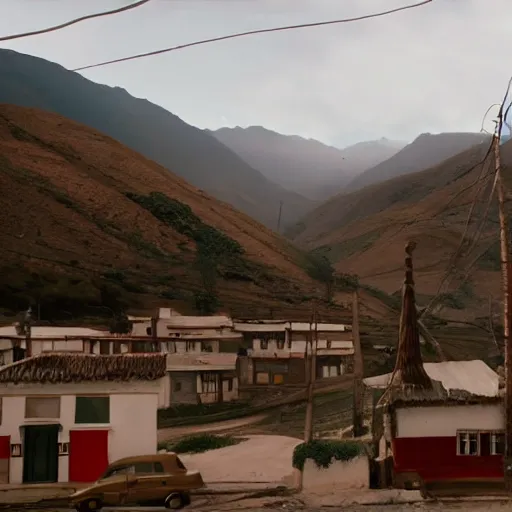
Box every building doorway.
[22,425,59,483]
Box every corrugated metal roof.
[0,326,109,338]
[363,360,499,397]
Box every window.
[201,342,213,352]
[154,462,164,473]
[103,465,132,478]
[259,339,268,350]
[99,341,110,355]
[134,462,154,474]
[186,341,196,352]
[224,378,233,392]
[113,343,121,354]
[491,433,505,455]
[326,340,332,349]
[75,396,110,424]
[146,327,152,336]
[276,339,285,350]
[25,397,60,419]
[176,457,186,470]
[457,430,505,456]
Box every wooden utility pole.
[352,289,365,437]
[495,129,512,489]
[276,200,284,234]
[304,305,318,443]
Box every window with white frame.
[457,430,505,456]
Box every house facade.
[364,360,504,490]
[166,353,238,405]
[234,320,354,386]
[0,326,112,365]
[0,353,166,484]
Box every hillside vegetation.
[291,138,512,322]
[0,104,354,322]
[0,49,312,229]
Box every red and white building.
[0,353,166,484]
[364,360,504,490]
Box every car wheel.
[165,492,185,509]
[76,498,103,512]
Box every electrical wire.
[0,0,151,42]
[72,0,433,72]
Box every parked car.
[69,453,205,511]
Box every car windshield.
[101,465,133,479]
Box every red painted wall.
[0,436,10,459]
[69,430,109,482]
[393,437,503,481]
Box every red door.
[69,430,109,482]
[0,436,10,483]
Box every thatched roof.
[0,354,167,384]
[389,241,432,390]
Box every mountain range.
[0,49,312,230]
[0,48,504,328]
[209,126,405,200]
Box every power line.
[0,0,151,42]
[72,0,433,72]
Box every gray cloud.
[1,0,511,147]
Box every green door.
[23,425,59,483]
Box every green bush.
[166,434,242,454]
[292,440,364,471]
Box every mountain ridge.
[210,125,405,200]
[0,49,313,230]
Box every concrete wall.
[169,372,197,404]
[0,381,160,484]
[301,455,369,492]
[396,404,504,438]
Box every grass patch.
[292,440,364,471]
[163,434,243,454]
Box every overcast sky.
[1,0,511,147]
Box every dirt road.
[157,413,267,442]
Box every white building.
[0,353,167,484]
[364,360,504,489]
[0,326,111,365]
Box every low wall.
[301,455,369,492]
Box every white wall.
[300,455,369,492]
[396,403,504,438]
[0,381,160,483]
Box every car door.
[126,462,168,504]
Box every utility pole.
[276,200,283,234]
[25,307,32,358]
[495,126,512,489]
[304,304,318,443]
[352,289,365,437]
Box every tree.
[306,253,335,302]
[109,312,131,335]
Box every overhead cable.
[72,0,433,71]
[0,0,151,42]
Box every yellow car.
[69,453,205,511]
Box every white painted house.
[0,326,111,365]
[364,360,504,489]
[0,353,167,484]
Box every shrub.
[292,440,364,471]
[166,434,242,454]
